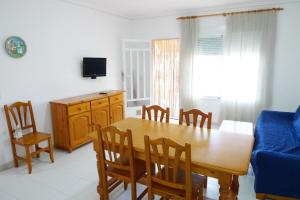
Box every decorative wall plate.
[5,36,27,58]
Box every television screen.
[83,57,106,78]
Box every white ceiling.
[61,0,287,19]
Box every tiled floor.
[0,144,257,200]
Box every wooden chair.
[4,101,54,174]
[96,125,148,200]
[179,108,212,188]
[144,136,205,200]
[142,105,170,123]
[179,109,212,129]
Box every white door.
[122,40,151,113]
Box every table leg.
[231,175,239,196]
[218,174,236,200]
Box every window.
[194,36,223,98]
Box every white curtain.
[220,12,277,122]
[179,19,200,110]
[153,39,180,118]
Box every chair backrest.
[4,101,37,140]
[179,108,212,129]
[144,136,192,199]
[97,125,135,176]
[142,105,170,123]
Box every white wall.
[0,0,130,166]
[130,2,300,121]
[271,3,300,111]
[1,0,300,167]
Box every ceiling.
[62,0,285,19]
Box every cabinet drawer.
[109,94,123,104]
[91,98,109,109]
[68,102,90,116]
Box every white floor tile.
[0,171,68,200]
[0,143,258,200]
[0,188,18,200]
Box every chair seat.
[152,168,206,199]
[14,132,51,145]
[107,157,146,180]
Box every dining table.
[90,118,254,200]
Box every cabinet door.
[69,112,91,148]
[110,103,124,124]
[92,106,110,128]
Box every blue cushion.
[293,106,300,134]
[254,111,300,153]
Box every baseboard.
[0,161,13,172]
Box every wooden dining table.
[90,118,254,200]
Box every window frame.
[195,34,224,100]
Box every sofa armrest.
[260,110,295,116]
[252,150,300,198]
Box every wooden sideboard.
[50,90,124,152]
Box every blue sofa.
[251,106,300,199]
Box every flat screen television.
[83,57,106,79]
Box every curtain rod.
[176,7,283,20]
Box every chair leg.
[102,177,109,200]
[11,143,18,167]
[131,183,137,200]
[137,188,148,200]
[198,187,204,200]
[148,189,154,200]
[25,145,32,174]
[124,182,128,190]
[204,176,208,188]
[48,138,54,163]
[35,144,40,158]
[201,187,204,200]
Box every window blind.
[197,36,223,55]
